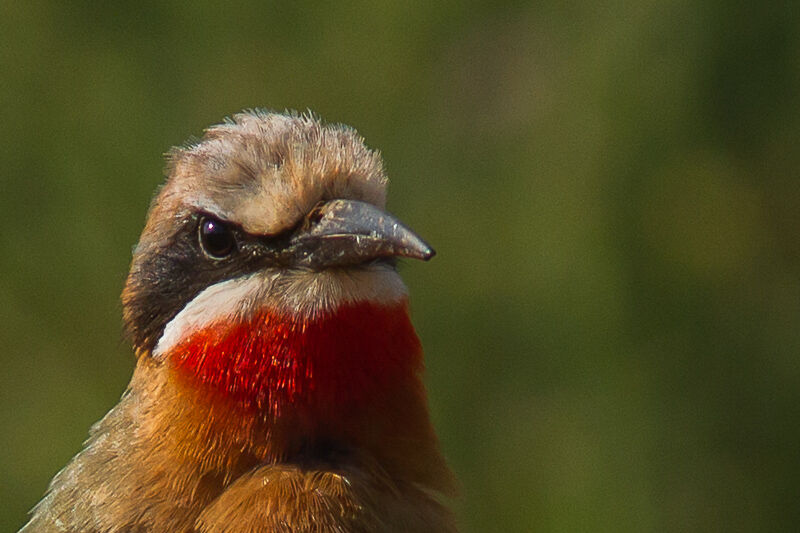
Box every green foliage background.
[2,2,799,531]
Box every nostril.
[307,201,326,224]
[301,201,326,231]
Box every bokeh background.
[2,2,799,531]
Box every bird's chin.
[153,263,407,358]
[277,260,406,311]
[320,256,398,271]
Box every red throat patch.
[168,300,423,420]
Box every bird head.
[120,111,435,422]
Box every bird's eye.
[198,216,236,259]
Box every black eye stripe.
[124,211,308,353]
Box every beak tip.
[405,235,435,261]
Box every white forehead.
[164,111,388,235]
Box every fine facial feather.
[123,111,390,355]
[165,110,387,236]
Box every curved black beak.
[283,199,435,269]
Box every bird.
[21,111,457,532]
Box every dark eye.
[198,216,236,258]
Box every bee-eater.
[22,111,456,532]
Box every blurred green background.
[2,2,799,531]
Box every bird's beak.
[283,199,435,269]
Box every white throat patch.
[153,266,407,357]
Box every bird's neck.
[157,299,452,493]
[169,299,422,420]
